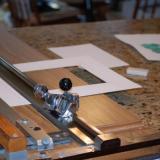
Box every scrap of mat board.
[48,43,128,68]
[15,56,141,96]
[115,34,160,61]
[0,78,30,107]
[127,67,149,77]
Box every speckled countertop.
[11,19,160,132]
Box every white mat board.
[48,43,128,68]
[0,78,30,107]
[1,57,141,107]
[15,56,141,95]
[115,34,160,61]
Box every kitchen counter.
[10,19,160,132]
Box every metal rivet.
[20,119,28,125]
[42,137,51,146]
[39,151,48,158]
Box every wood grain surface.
[26,68,142,132]
[0,20,160,159]
[0,115,26,152]
[0,25,142,134]
[0,25,47,64]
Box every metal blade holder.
[34,78,79,123]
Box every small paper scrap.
[127,67,149,77]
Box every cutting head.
[34,78,79,124]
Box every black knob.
[59,78,72,91]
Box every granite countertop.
[11,19,160,132]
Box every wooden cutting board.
[0,25,142,134]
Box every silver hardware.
[34,82,79,124]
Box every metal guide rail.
[0,57,160,160]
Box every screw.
[12,133,18,138]
[20,119,28,125]
[55,134,61,138]
[38,151,48,159]
[59,152,65,158]
[42,137,51,146]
